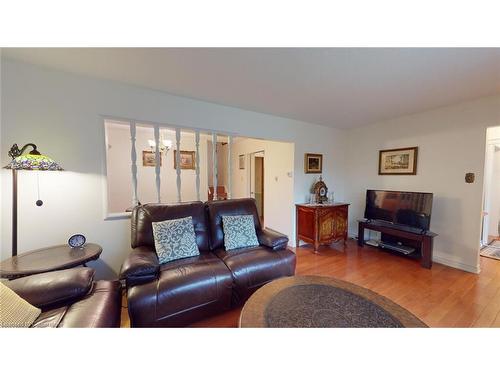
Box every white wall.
[230,138,295,238]
[486,126,500,238]
[345,95,500,273]
[0,59,347,279]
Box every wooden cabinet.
[296,203,349,252]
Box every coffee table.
[239,275,426,328]
[0,243,102,280]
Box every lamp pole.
[12,168,18,257]
[5,142,59,258]
[7,144,36,257]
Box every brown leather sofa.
[2,268,121,328]
[120,198,296,327]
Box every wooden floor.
[121,239,500,328]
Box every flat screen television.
[364,190,433,231]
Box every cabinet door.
[332,206,348,238]
[318,209,335,242]
[297,206,316,241]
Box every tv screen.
[364,190,433,231]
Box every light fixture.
[4,143,63,257]
[148,139,172,153]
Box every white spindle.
[130,121,138,206]
[212,133,218,200]
[154,125,161,203]
[175,128,182,203]
[227,135,232,199]
[195,131,201,201]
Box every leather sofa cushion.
[214,246,296,306]
[5,268,95,309]
[131,202,210,252]
[206,198,262,251]
[32,280,122,328]
[58,280,122,328]
[127,253,233,327]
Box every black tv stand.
[358,220,437,269]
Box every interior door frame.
[481,131,500,246]
[249,150,265,221]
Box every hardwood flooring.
[121,239,500,328]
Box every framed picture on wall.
[378,147,418,175]
[174,150,196,169]
[239,154,245,169]
[142,150,162,167]
[304,153,323,174]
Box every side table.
[0,243,102,280]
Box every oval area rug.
[239,275,427,328]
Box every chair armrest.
[120,246,159,287]
[257,228,289,250]
[3,268,94,309]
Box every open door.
[482,126,500,246]
[250,151,264,223]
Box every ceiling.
[3,48,500,129]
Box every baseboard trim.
[432,253,480,274]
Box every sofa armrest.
[3,268,94,309]
[120,246,159,287]
[257,228,289,250]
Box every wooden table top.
[0,243,102,279]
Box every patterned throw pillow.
[222,214,260,251]
[0,282,41,328]
[152,216,200,264]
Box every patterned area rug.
[480,240,500,261]
[239,275,426,328]
[265,284,404,327]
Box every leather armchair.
[2,268,121,328]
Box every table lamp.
[3,143,63,257]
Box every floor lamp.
[4,143,63,257]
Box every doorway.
[250,151,264,223]
[481,126,500,248]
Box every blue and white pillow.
[222,215,259,251]
[152,216,200,264]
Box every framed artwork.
[239,154,245,170]
[304,153,323,174]
[142,150,162,167]
[174,150,196,169]
[378,147,418,175]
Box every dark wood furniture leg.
[421,236,433,269]
[358,222,365,247]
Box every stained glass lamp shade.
[4,143,63,257]
[4,153,63,171]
